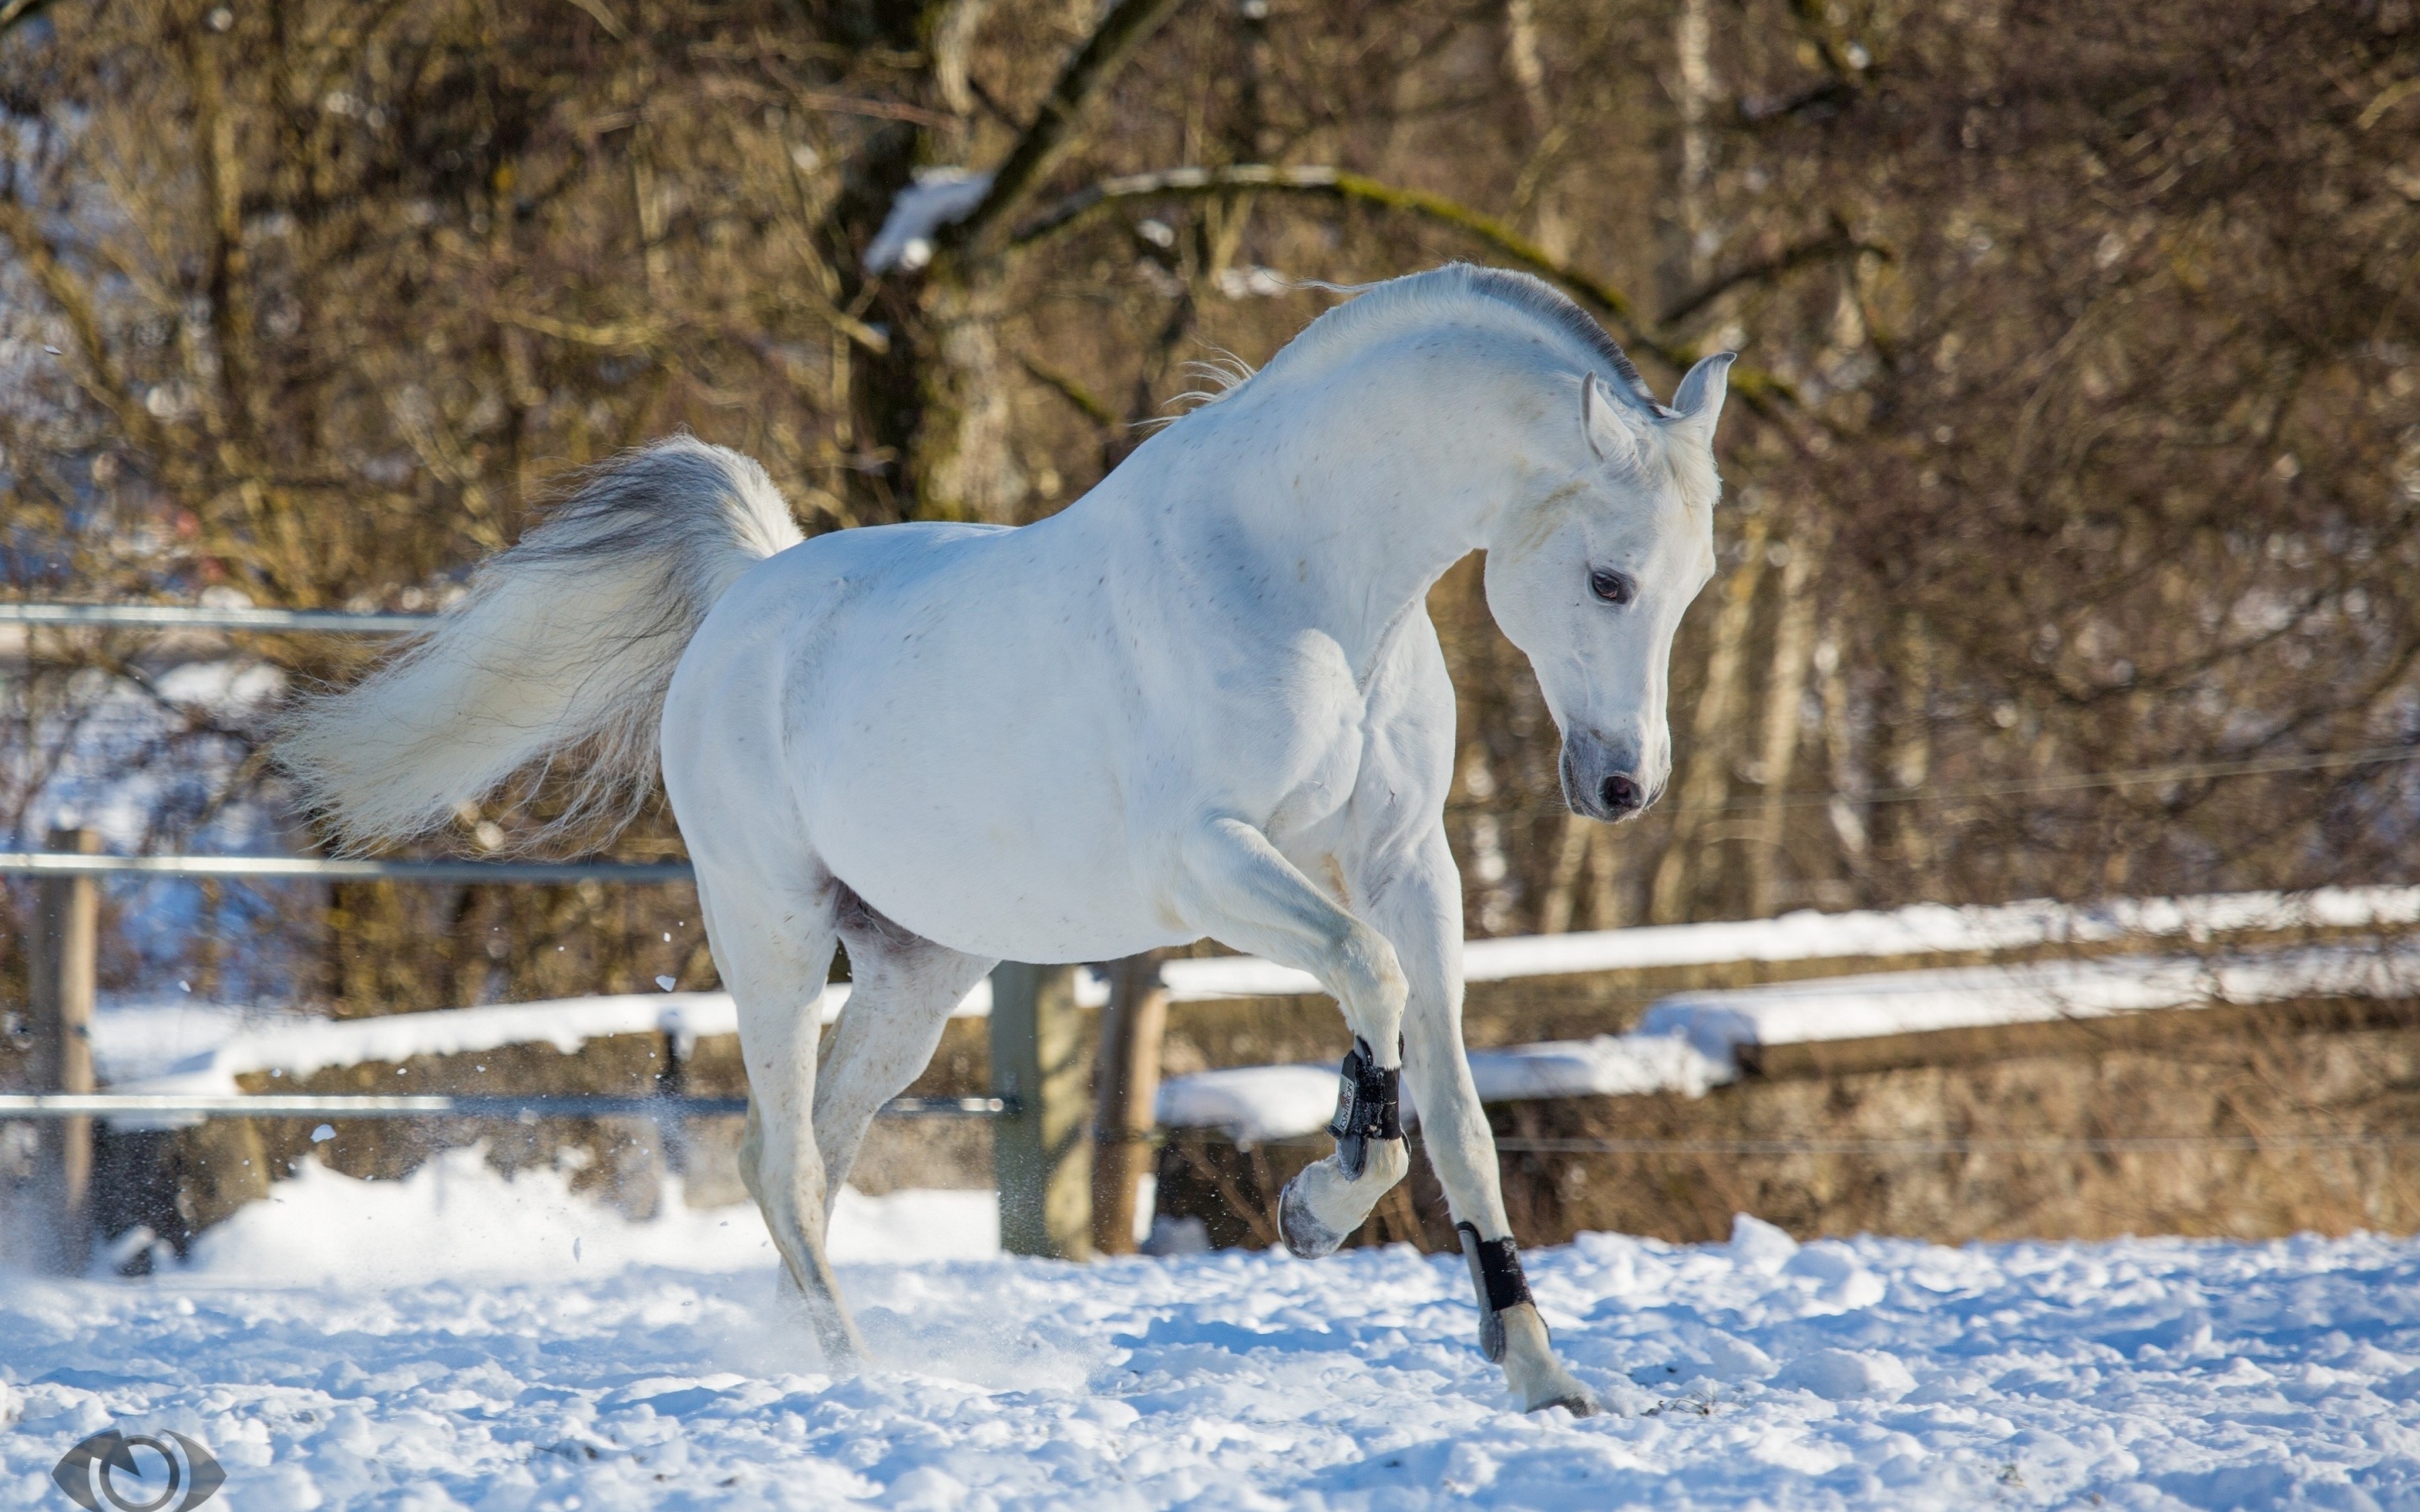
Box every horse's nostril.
[1601,774,1644,813]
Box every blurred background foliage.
[3,0,2418,1015]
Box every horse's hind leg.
[693,865,864,1369]
[813,886,997,1214]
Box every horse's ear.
[1581,371,1643,465]
[1665,352,1737,446]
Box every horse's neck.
[1170,357,1533,675]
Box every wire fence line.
[1486,1133,2420,1155]
[1215,1131,2420,1155]
[0,1093,1011,1120]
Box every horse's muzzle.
[1559,734,1660,822]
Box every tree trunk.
[1748,536,1819,916]
[1649,514,1768,922]
[1814,631,1868,870]
[909,271,1030,522]
[1882,612,1936,877]
[1091,952,1171,1255]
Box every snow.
[8,1158,2420,1507]
[90,993,748,1130]
[153,1146,994,1284]
[1154,1063,1339,1143]
[90,972,1134,1118]
[87,997,312,1087]
[1638,941,2420,1063]
[86,972,1107,1126]
[863,169,992,273]
[1464,1034,1733,1105]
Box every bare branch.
[494,309,666,350]
[946,0,1193,259]
[0,197,176,459]
[1018,351,1117,428]
[1013,165,1719,371]
[1660,222,1890,328]
[0,0,52,39]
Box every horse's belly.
[799,675,1182,963]
[812,780,1178,963]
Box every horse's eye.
[1590,568,1635,606]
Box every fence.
[14,601,2420,1268]
[0,603,1027,1269]
[0,837,1034,1270]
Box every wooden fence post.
[988,962,1092,1258]
[29,827,98,1273]
[1090,952,1168,1254]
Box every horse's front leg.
[1174,816,1412,1255]
[1375,828,1597,1416]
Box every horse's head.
[1484,353,1733,822]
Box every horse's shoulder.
[1365,609,1453,710]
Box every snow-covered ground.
[5,1154,2419,1508]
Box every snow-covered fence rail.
[1153,885,2420,1004]
[1154,939,2420,1147]
[1150,938,2420,1253]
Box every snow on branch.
[865,169,995,274]
[944,0,1192,259]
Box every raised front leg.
[1175,816,1412,1255]
[1372,827,1596,1415]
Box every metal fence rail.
[0,853,696,884]
[0,1093,1012,1119]
[0,602,432,633]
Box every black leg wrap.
[1325,1037,1402,1181]
[1457,1221,1536,1364]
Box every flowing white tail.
[278,437,803,849]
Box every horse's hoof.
[1529,1392,1599,1419]
[1278,1173,1345,1258]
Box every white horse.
[281,264,1729,1415]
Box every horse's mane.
[1176,264,1666,421]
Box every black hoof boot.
[1327,1037,1402,1181]
[1277,1038,1406,1258]
[1458,1221,1535,1365]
